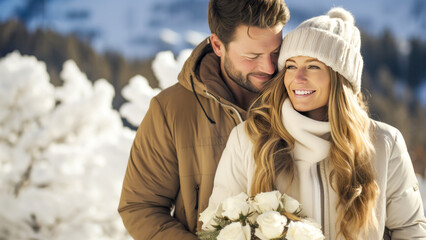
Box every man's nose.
[258,55,276,75]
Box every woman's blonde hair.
[245,67,379,239]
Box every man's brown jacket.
[118,38,247,239]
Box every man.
[118,0,290,239]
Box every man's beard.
[223,54,260,93]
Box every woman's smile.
[293,89,316,96]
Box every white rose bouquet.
[197,191,325,240]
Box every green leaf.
[196,230,220,240]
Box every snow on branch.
[0,51,134,240]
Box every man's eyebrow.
[246,46,281,55]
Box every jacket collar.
[178,37,247,117]
[177,37,212,93]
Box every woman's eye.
[308,65,320,69]
[285,65,296,69]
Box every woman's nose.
[294,68,307,82]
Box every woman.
[207,7,426,239]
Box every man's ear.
[210,34,224,57]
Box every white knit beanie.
[278,7,363,94]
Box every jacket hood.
[178,38,236,105]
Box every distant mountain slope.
[0,0,425,59]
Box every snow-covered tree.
[119,75,161,127]
[0,48,191,239]
[0,51,134,240]
[121,49,191,127]
[152,49,192,90]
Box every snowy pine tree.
[0,51,134,240]
[0,48,191,239]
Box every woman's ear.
[210,34,224,57]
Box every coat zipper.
[190,76,216,124]
[204,91,244,123]
[317,163,325,236]
[195,185,200,210]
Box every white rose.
[300,218,322,229]
[282,194,300,213]
[199,205,217,231]
[254,211,287,240]
[217,222,251,240]
[220,192,250,220]
[252,191,282,213]
[286,221,325,240]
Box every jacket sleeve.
[118,97,197,240]
[385,129,426,239]
[208,124,251,209]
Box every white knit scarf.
[281,98,331,223]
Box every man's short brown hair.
[208,0,290,47]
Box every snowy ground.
[0,51,425,239]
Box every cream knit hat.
[278,7,363,94]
